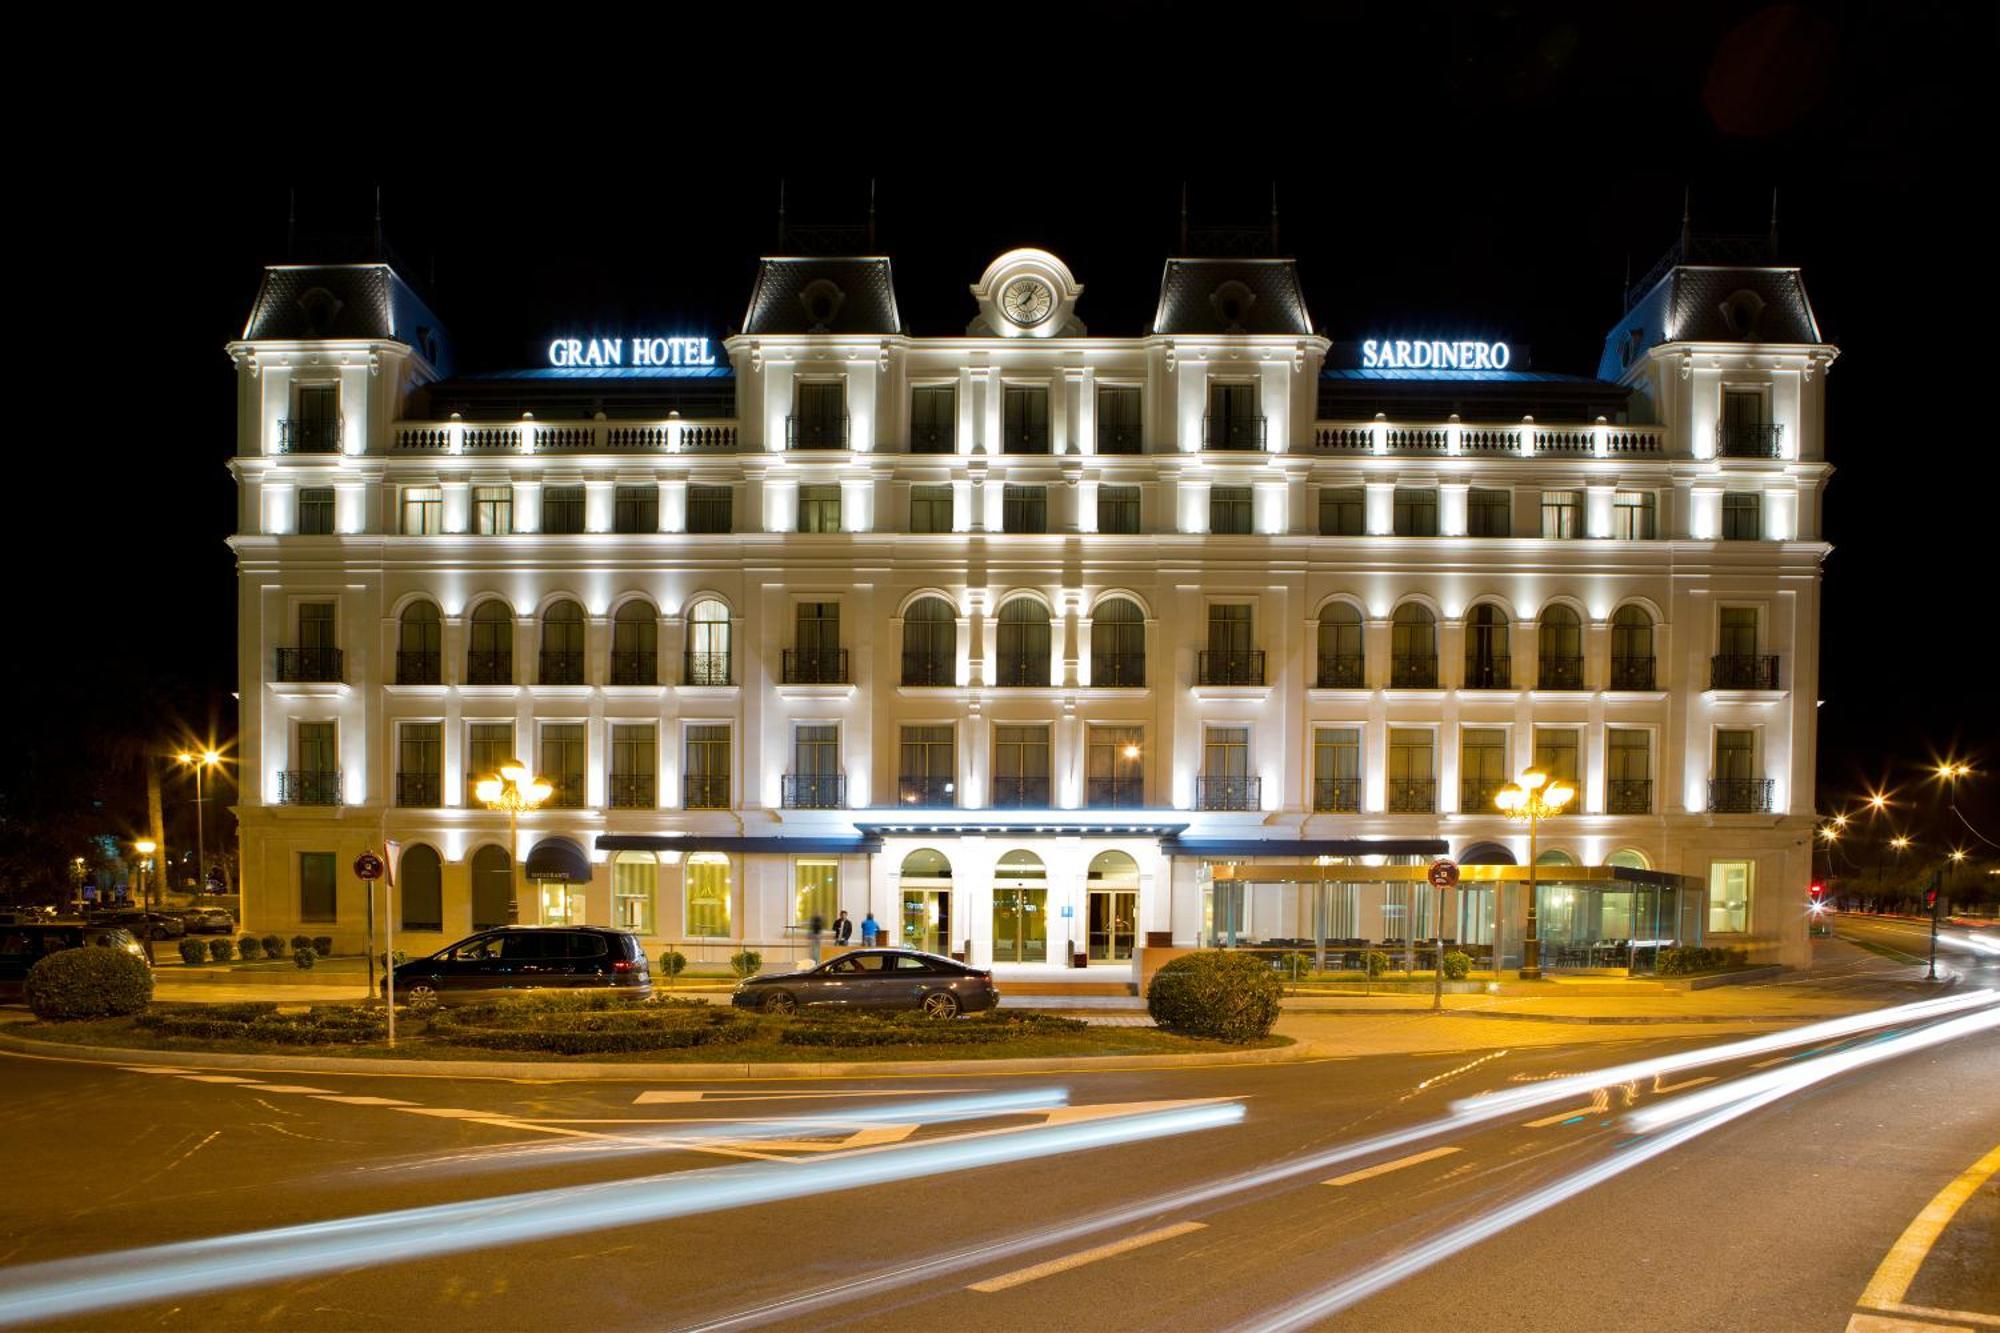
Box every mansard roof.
[1151,258,1314,336]
[1599,256,1823,380]
[242,263,451,372]
[741,257,903,335]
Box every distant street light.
[176,750,223,893]
[1495,768,1574,981]
[133,839,158,911]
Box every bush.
[24,947,155,1020]
[292,948,316,970]
[290,935,312,953]
[138,1004,384,1046]
[778,1012,1088,1048]
[237,936,262,960]
[261,934,284,958]
[311,936,334,958]
[729,949,763,979]
[658,950,688,982]
[177,939,206,966]
[379,950,408,969]
[1442,950,1473,981]
[1147,951,1282,1043]
[1361,950,1391,979]
[433,1001,755,1054]
[1275,952,1314,981]
[1656,946,1750,976]
[207,938,233,963]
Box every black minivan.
[385,926,652,1004]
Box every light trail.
[0,1099,1241,1327]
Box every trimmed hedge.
[290,935,312,953]
[292,948,316,970]
[261,934,284,958]
[207,938,234,963]
[431,1000,754,1054]
[658,950,688,982]
[1442,950,1474,981]
[1147,951,1282,1042]
[1361,950,1392,979]
[24,947,155,1020]
[778,1013,1088,1049]
[730,949,764,979]
[311,936,334,958]
[1655,946,1749,976]
[177,939,206,966]
[237,936,263,960]
[137,1005,385,1045]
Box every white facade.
[226,246,1834,972]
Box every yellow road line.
[1861,1300,2000,1328]
[1859,1140,2000,1310]
[968,1222,1207,1293]
[1524,1104,1602,1128]
[1323,1146,1462,1186]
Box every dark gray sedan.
[731,949,999,1018]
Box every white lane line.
[1322,1147,1462,1187]
[249,1085,336,1095]
[1523,1105,1602,1128]
[1857,1301,2000,1328]
[635,1089,968,1104]
[396,1108,509,1119]
[967,1222,1208,1294]
[1653,1075,1717,1094]
[120,1066,196,1075]
[311,1095,416,1107]
[177,1075,265,1084]
[1750,1056,1791,1069]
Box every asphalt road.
[0,929,1994,1332]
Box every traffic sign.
[353,851,385,881]
[1428,858,1460,889]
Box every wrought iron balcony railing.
[1203,415,1267,450]
[1316,654,1365,689]
[1708,778,1774,814]
[539,651,585,685]
[465,651,512,686]
[278,770,343,806]
[274,647,344,683]
[395,773,440,808]
[609,651,656,686]
[1092,653,1146,687]
[1002,424,1050,453]
[897,775,956,807]
[1313,777,1361,812]
[786,414,849,449]
[1460,778,1506,812]
[683,651,732,686]
[1086,776,1146,809]
[1608,779,1653,814]
[1387,778,1438,813]
[1197,775,1261,811]
[1610,655,1657,690]
[1096,423,1142,454]
[1539,656,1586,690]
[901,653,954,687]
[1716,422,1783,458]
[782,773,846,809]
[994,656,1052,687]
[278,417,342,454]
[1710,654,1782,690]
[608,773,656,808]
[1462,656,1512,690]
[910,422,955,454]
[1390,655,1439,689]
[545,776,586,809]
[990,776,1052,808]
[683,774,730,809]
[782,648,850,684]
[396,650,440,685]
[1198,649,1265,686]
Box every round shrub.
[1442,950,1473,981]
[729,949,763,979]
[207,938,233,963]
[177,938,206,966]
[24,947,155,1020]
[237,935,262,960]
[658,949,688,982]
[1362,950,1391,979]
[292,948,316,970]
[311,936,334,958]
[1147,951,1282,1043]
[290,934,312,954]
[261,934,284,958]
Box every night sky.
[11,4,1994,885]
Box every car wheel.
[403,983,438,1006]
[921,991,961,1019]
[764,991,798,1015]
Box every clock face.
[1000,276,1055,327]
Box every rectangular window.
[612,856,655,934]
[899,725,956,806]
[685,855,731,937]
[1388,728,1435,812]
[911,385,956,453]
[1613,491,1657,540]
[614,485,658,534]
[1002,385,1050,453]
[609,724,656,809]
[1313,727,1361,812]
[297,487,335,535]
[1466,488,1511,537]
[1460,728,1508,812]
[1393,488,1438,536]
[1722,492,1762,540]
[1203,726,1249,777]
[684,724,730,809]
[792,382,847,448]
[1097,485,1140,534]
[1209,486,1253,534]
[540,723,587,808]
[1318,487,1365,536]
[1714,728,1756,782]
[795,859,838,929]
[798,484,842,533]
[297,601,336,651]
[299,852,337,922]
[473,485,513,535]
[1206,382,1262,449]
[686,484,732,534]
[1207,603,1253,654]
[1002,485,1048,533]
[289,384,340,452]
[542,485,585,534]
[1708,860,1753,934]
[910,484,954,533]
[1718,606,1760,658]
[467,722,514,800]
[1086,726,1144,808]
[402,485,443,535]
[1608,728,1651,813]
[397,722,441,808]
[1533,727,1580,783]
[1096,385,1142,454]
[1540,490,1583,539]
[992,725,1051,807]
[294,722,336,803]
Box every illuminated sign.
[1362,339,1511,371]
[547,336,717,369]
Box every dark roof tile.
[1151,259,1313,335]
[742,257,902,335]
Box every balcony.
[1610,656,1657,691]
[1390,655,1439,689]
[539,651,585,686]
[1316,654,1365,689]
[278,417,342,454]
[395,419,740,454]
[901,653,954,687]
[1086,776,1146,809]
[608,773,656,809]
[609,652,656,686]
[910,423,955,454]
[1313,777,1361,813]
[781,774,846,809]
[1197,775,1261,811]
[990,776,1052,808]
[1198,649,1265,687]
[897,775,956,807]
[1538,656,1585,690]
[1002,424,1050,454]
[782,648,850,685]
[1716,422,1783,459]
[1093,653,1146,688]
[1460,778,1505,813]
[1387,778,1438,813]
[1462,657,1512,690]
[684,652,732,687]
[278,770,343,806]
[1710,655,1782,690]
[395,773,440,808]
[1608,779,1653,814]
[395,651,440,685]
[546,776,587,810]
[466,652,512,686]
[1203,415,1266,451]
[274,647,344,683]
[786,414,849,450]
[1708,778,1775,814]
[994,657,1052,688]
[683,774,730,809]
[1097,423,1142,454]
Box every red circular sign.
[353,851,385,881]
[1427,858,1460,889]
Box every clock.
[1000,276,1055,327]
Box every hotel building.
[226,234,1834,976]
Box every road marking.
[120,1066,196,1075]
[310,1095,416,1107]
[177,1074,264,1084]
[396,1107,510,1119]
[1524,1105,1600,1128]
[634,1088,967,1104]
[1858,1140,2000,1312]
[1652,1075,1716,1094]
[250,1085,336,1094]
[1750,1056,1790,1069]
[1323,1147,1462,1186]
[1858,1301,1999,1328]
[968,1222,1208,1293]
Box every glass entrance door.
[1088,890,1136,962]
[992,889,1048,963]
[901,890,951,956]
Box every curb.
[0,1028,1309,1082]
[1281,1007,1820,1025]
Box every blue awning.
[1163,838,1449,859]
[595,835,881,856]
[525,836,592,882]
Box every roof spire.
[867,176,877,251]
[1768,186,1780,258]
[286,187,296,260]
[1269,179,1280,255]
[1679,185,1691,254]
[1179,181,1188,256]
[373,184,384,260]
[1622,250,1631,316]
[777,178,787,252]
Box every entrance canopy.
[525,837,591,883]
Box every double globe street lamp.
[1495,769,1576,981]
[475,761,553,925]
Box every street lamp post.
[133,839,159,963]
[1925,762,1973,983]
[476,760,553,927]
[1495,768,1575,981]
[176,751,221,894]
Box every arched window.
[1535,848,1577,867]
[399,844,443,932]
[1391,604,1437,688]
[900,849,952,954]
[1464,603,1511,689]
[1611,606,1655,690]
[1538,605,1584,689]
[1087,849,1139,883]
[540,599,586,684]
[901,848,952,879]
[611,602,657,685]
[685,599,732,685]
[901,597,957,686]
[686,852,731,938]
[613,850,656,933]
[1606,848,1651,870]
[470,844,513,929]
[996,600,1051,686]
[1091,598,1145,686]
[1316,603,1363,687]
[397,601,441,684]
[468,601,513,685]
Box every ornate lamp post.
[1495,768,1575,981]
[133,839,157,910]
[176,750,222,892]
[475,760,552,925]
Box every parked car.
[384,926,652,1004]
[731,948,999,1017]
[177,907,237,935]
[1,924,150,1001]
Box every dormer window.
[798,279,846,331]
[1209,280,1256,331]
[1718,288,1767,338]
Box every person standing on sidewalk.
[833,910,853,946]
[860,912,880,947]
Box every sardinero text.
[547,336,718,369]
[1362,339,1511,370]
